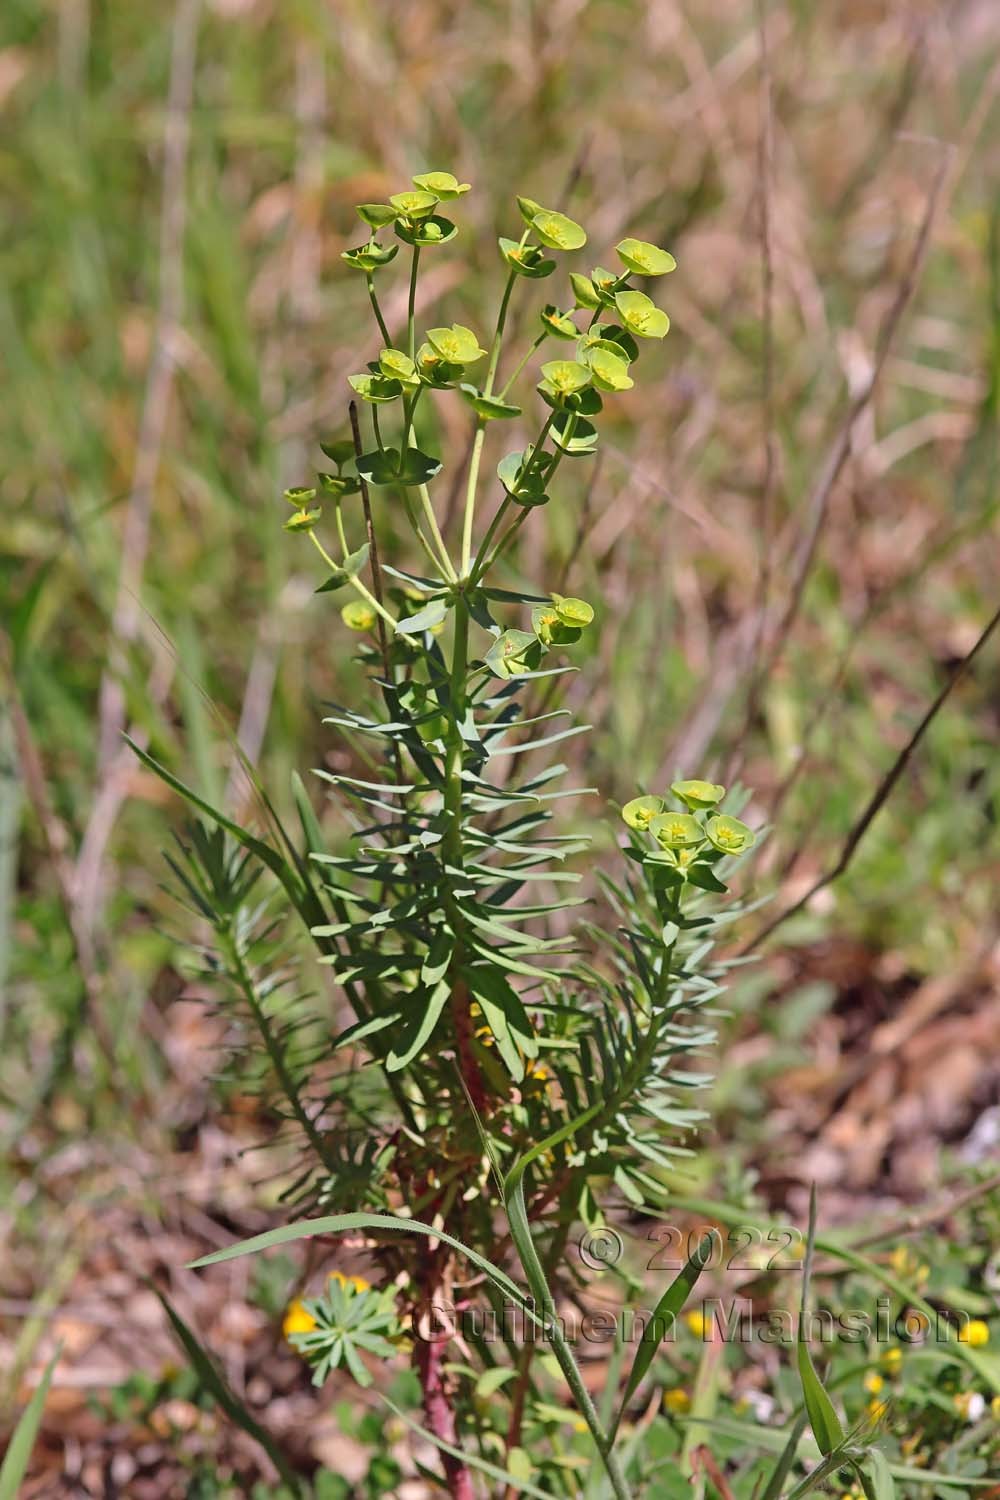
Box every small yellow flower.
[866,1398,889,1421]
[991,1394,1000,1420]
[880,1347,903,1375]
[888,1245,918,1277]
[863,1372,884,1395]
[573,1418,588,1434]
[957,1319,990,1347]
[330,1270,371,1294]
[663,1387,690,1414]
[282,1299,316,1339]
[685,1309,709,1338]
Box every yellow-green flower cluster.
[621,778,755,864]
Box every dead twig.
[743,598,1000,952]
[849,1166,1000,1253]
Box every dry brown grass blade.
[76,0,202,938]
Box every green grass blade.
[760,1412,809,1500]
[155,1290,301,1493]
[126,738,305,901]
[858,1448,895,1500]
[677,1415,996,1488]
[796,1185,845,1456]
[189,1211,535,1316]
[504,1173,632,1500]
[613,1231,713,1434]
[659,1194,999,1386]
[0,1344,60,1500]
[382,1397,554,1498]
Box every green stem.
[398,488,454,577]
[416,484,457,581]
[407,244,421,361]
[461,419,488,577]
[483,506,531,575]
[498,330,546,401]
[401,389,417,452]
[473,409,558,580]
[443,595,470,866]
[366,274,392,347]
[468,494,513,584]
[308,529,406,638]
[223,923,334,1174]
[588,272,630,330]
[460,268,518,576]
[399,341,455,583]
[334,501,349,556]
[505,1169,632,1500]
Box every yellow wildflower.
[866,1398,889,1421]
[900,1430,923,1458]
[573,1418,587,1433]
[282,1299,316,1339]
[991,1394,1000,1419]
[863,1372,884,1395]
[957,1319,990,1347]
[880,1347,902,1375]
[888,1246,919,1278]
[663,1387,690,1414]
[685,1309,709,1338]
[330,1270,371,1294]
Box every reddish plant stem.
[414,1294,474,1499]
[450,975,489,1114]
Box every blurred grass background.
[2,0,1000,1484]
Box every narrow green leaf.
[797,1185,845,1456]
[386,977,450,1071]
[860,1449,895,1500]
[614,1232,713,1430]
[0,1345,60,1500]
[759,1412,810,1500]
[189,1212,535,1316]
[155,1291,301,1492]
[126,740,305,907]
[475,1366,519,1397]
[291,771,324,854]
[396,597,450,634]
[461,964,538,1078]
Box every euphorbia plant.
[137,174,895,1498]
